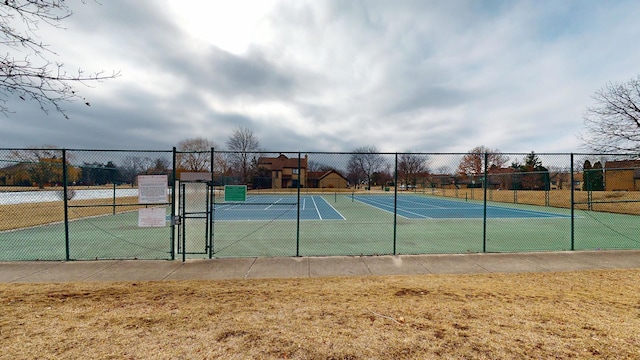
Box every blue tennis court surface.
[213,195,345,221]
[353,194,571,219]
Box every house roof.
[604,160,640,170]
[549,172,583,182]
[307,170,347,181]
[0,163,30,173]
[487,167,516,175]
[257,154,308,170]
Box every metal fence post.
[112,182,116,215]
[393,153,398,255]
[296,152,301,257]
[182,182,186,262]
[483,152,488,253]
[570,153,575,251]
[63,148,70,261]
[171,147,177,260]
[210,147,214,259]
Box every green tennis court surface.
[1,193,639,260]
[207,193,638,258]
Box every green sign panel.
[224,185,247,202]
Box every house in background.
[548,172,583,190]
[257,154,308,189]
[422,173,457,189]
[485,167,516,190]
[572,172,584,190]
[0,163,32,186]
[307,170,348,189]
[604,160,640,191]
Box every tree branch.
[1,1,118,118]
[582,76,640,152]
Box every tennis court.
[353,194,572,219]
[213,194,345,221]
[202,192,586,258]
[213,193,570,221]
[1,191,638,260]
[2,148,639,261]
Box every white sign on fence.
[138,207,167,227]
[138,175,168,204]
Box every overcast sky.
[3,0,640,153]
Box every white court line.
[485,205,571,218]
[357,196,393,208]
[397,208,432,219]
[398,197,447,209]
[403,206,482,211]
[311,196,322,220]
[355,195,571,219]
[217,203,242,210]
[352,196,430,219]
[264,198,283,210]
[217,195,348,221]
[320,196,346,220]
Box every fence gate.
[176,173,214,260]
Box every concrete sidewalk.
[1,250,639,283]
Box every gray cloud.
[3,0,640,154]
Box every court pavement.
[1,250,639,283]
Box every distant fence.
[1,148,639,260]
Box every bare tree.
[119,155,153,184]
[347,145,385,189]
[457,146,509,180]
[436,165,452,175]
[1,1,119,118]
[398,151,430,188]
[226,126,260,184]
[307,160,334,173]
[582,76,640,152]
[147,157,171,175]
[10,145,80,188]
[176,137,216,172]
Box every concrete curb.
[1,250,639,283]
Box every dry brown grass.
[0,197,146,231]
[0,185,135,192]
[2,270,639,359]
[429,189,640,215]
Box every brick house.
[548,172,583,190]
[422,173,457,189]
[604,160,640,191]
[485,167,516,189]
[0,163,31,186]
[256,154,308,189]
[306,170,348,189]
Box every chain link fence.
[1,148,638,260]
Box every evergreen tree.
[517,152,549,190]
[582,160,592,191]
[583,160,604,191]
[591,161,604,191]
